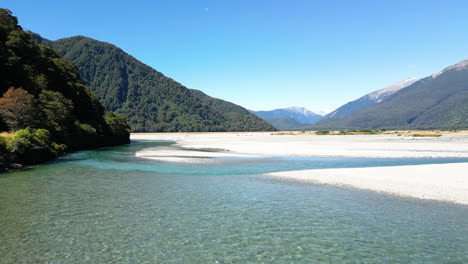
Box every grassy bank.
[271,130,468,137]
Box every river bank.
[132,132,468,204]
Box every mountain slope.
[189,89,277,131]
[0,9,129,168]
[324,77,420,120]
[251,107,322,130]
[264,117,306,131]
[314,60,468,130]
[34,34,275,132]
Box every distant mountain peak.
[367,77,420,102]
[432,59,468,78]
[251,106,323,130]
[325,77,420,119]
[284,106,319,116]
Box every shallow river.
[1,141,467,263]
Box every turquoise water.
[0,141,467,263]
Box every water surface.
[1,141,467,263]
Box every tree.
[37,90,74,132]
[0,87,36,130]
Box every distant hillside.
[251,107,322,130]
[264,117,306,131]
[324,77,420,119]
[0,9,129,168]
[189,89,277,131]
[33,34,275,132]
[313,60,468,130]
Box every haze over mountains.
[251,107,322,130]
[314,60,468,130]
[33,35,275,132]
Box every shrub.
[0,136,7,163]
[6,128,64,164]
[74,121,97,136]
[316,130,330,135]
[105,111,130,138]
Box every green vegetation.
[314,72,468,130]
[189,89,276,131]
[316,130,330,135]
[261,117,305,131]
[33,34,275,132]
[0,9,130,170]
[271,129,450,137]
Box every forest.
[0,9,130,169]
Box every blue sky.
[4,0,468,113]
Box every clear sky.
[4,0,468,113]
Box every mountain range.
[314,60,468,130]
[33,35,275,132]
[251,107,322,130]
[323,77,420,120]
[28,31,468,131]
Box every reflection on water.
[0,140,467,263]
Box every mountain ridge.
[324,77,420,120]
[33,34,275,132]
[313,60,468,130]
[251,107,322,130]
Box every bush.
[6,128,64,164]
[74,121,97,136]
[105,111,130,138]
[316,130,330,135]
[0,136,7,165]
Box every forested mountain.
[33,34,275,132]
[189,89,277,131]
[263,117,306,131]
[323,77,419,119]
[313,60,468,130]
[0,9,129,169]
[251,107,322,130]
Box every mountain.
[189,89,278,131]
[314,60,468,130]
[0,9,129,168]
[324,77,420,120]
[33,34,275,132]
[251,107,322,130]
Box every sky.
[4,0,468,114]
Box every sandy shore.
[268,163,468,205]
[131,132,468,204]
[132,132,468,158]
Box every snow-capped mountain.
[431,59,468,78]
[367,77,420,103]
[325,77,420,119]
[252,107,322,124]
[314,58,468,130]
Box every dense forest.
[0,9,130,170]
[34,35,275,132]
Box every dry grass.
[0,131,14,139]
[271,131,315,136]
[0,132,14,146]
[270,130,468,137]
